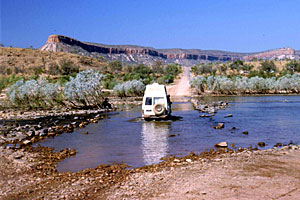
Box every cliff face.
[243,48,295,60]
[41,35,296,63]
[41,35,243,61]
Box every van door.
[144,97,154,115]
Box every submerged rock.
[257,142,266,147]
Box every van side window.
[145,97,152,105]
[154,97,164,105]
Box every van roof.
[144,83,167,97]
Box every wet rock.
[23,140,31,145]
[79,123,85,128]
[71,122,77,126]
[242,131,249,135]
[41,128,49,134]
[168,134,176,137]
[232,127,236,130]
[34,131,40,136]
[274,142,282,147]
[257,142,266,147]
[214,123,224,129]
[34,125,42,130]
[200,114,210,118]
[48,132,56,137]
[27,130,35,137]
[215,142,228,148]
[84,131,88,135]
[39,130,48,137]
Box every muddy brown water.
[38,95,300,172]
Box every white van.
[142,83,172,119]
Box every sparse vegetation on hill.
[1,47,182,108]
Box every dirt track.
[167,66,192,97]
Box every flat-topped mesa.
[45,34,166,57]
[42,35,239,61]
[243,47,295,60]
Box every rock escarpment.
[243,47,295,60]
[41,35,297,64]
[41,35,245,62]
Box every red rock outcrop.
[243,48,295,60]
[42,35,296,62]
[42,35,241,61]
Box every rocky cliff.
[243,47,295,60]
[40,35,296,65]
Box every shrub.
[165,64,181,76]
[64,69,105,108]
[6,78,62,108]
[191,64,213,75]
[0,74,23,93]
[260,60,276,73]
[189,75,300,94]
[108,61,122,72]
[113,80,145,97]
[59,59,79,75]
[190,76,206,93]
[285,60,300,73]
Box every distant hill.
[40,35,298,65]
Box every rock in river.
[213,123,225,129]
[257,142,266,147]
[215,142,228,148]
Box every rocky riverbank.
[0,96,143,147]
[0,108,114,147]
[1,142,299,199]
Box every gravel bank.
[1,145,300,199]
[105,146,300,200]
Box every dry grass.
[245,60,288,71]
[0,47,108,75]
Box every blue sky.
[1,0,300,52]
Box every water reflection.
[141,122,170,165]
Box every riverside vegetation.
[190,59,300,94]
[0,47,181,109]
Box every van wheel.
[153,104,165,116]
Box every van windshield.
[145,97,152,105]
[154,97,164,105]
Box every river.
[39,95,300,172]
